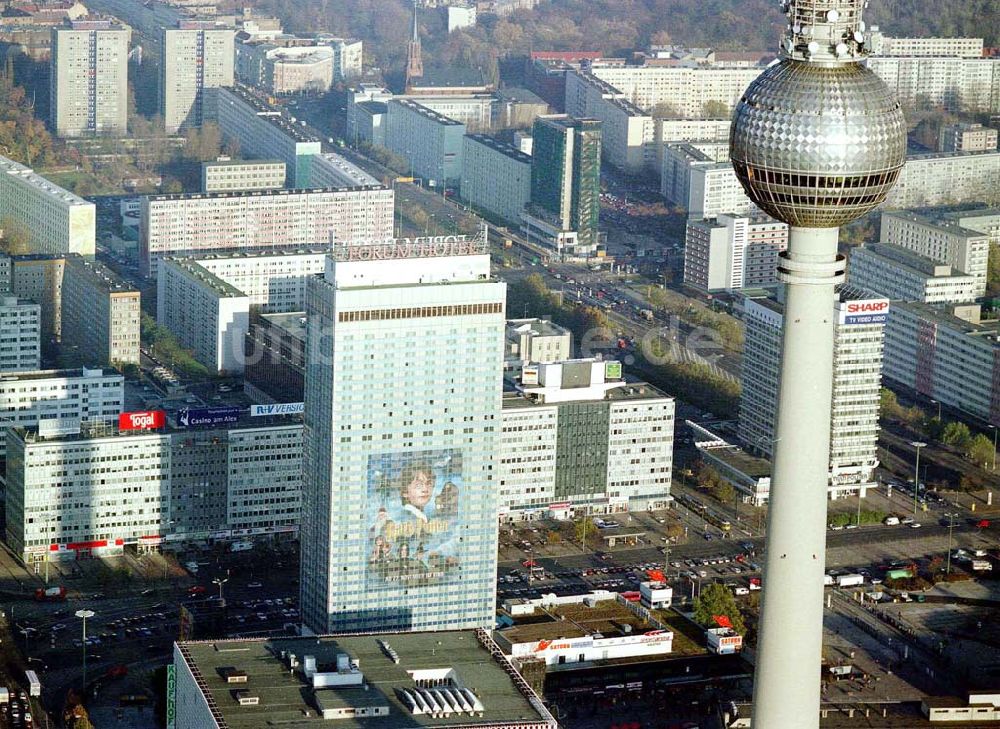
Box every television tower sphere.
[730,0,906,228]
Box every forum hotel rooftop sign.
[331,225,489,262]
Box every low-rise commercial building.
[883,302,1000,426]
[0,367,123,458]
[460,134,531,224]
[0,156,95,256]
[661,142,753,219]
[157,258,251,374]
[172,631,556,729]
[884,151,1000,209]
[384,99,466,189]
[496,596,674,666]
[0,297,40,372]
[60,255,140,367]
[139,185,393,277]
[938,123,998,153]
[847,243,980,305]
[505,318,572,373]
[684,214,788,292]
[6,415,303,564]
[184,249,328,312]
[738,289,887,499]
[880,210,989,296]
[499,359,674,520]
[200,158,286,193]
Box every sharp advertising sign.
[250,402,304,417]
[178,406,241,428]
[119,410,166,431]
[838,298,889,326]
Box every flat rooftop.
[260,311,306,342]
[176,630,556,728]
[0,156,93,207]
[190,247,330,262]
[500,599,657,645]
[502,380,670,409]
[883,209,989,240]
[702,445,772,479]
[506,318,569,338]
[66,255,138,293]
[0,367,119,383]
[162,258,246,298]
[466,134,532,164]
[391,99,464,126]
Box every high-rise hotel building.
[300,230,505,634]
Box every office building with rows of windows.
[6,416,302,564]
[161,22,235,134]
[498,359,674,521]
[738,289,887,499]
[0,297,40,372]
[300,230,506,635]
[61,255,140,367]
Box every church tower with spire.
[404,0,423,92]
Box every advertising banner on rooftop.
[838,298,889,326]
[119,410,166,431]
[250,402,304,417]
[178,406,241,428]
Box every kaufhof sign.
[838,298,889,326]
[250,402,304,417]
[119,410,166,431]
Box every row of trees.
[140,313,209,380]
[880,389,996,469]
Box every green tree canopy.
[693,582,746,635]
[941,421,972,449]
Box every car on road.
[909,522,922,529]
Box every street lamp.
[990,426,998,471]
[944,513,958,575]
[910,442,927,516]
[212,577,228,602]
[75,609,95,693]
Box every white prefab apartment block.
[157,259,250,374]
[499,361,674,521]
[661,142,753,219]
[385,99,466,189]
[847,243,980,305]
[0,157,95,256]
[5,418,303,563]
[865,55,1000,114]
[684,214,788,292]
[161,23,235,134]
[183,249,328,312]
[880,210,989,296]
[460,135,531,225]
[882,303,1000,427]
[738,291,887,499]
[0,297,40,372]
[0,367,123,457]
[587,62,763,118]
[868,33,984,58]
[61,255,140,367]
[215,87,322,188]
[943,208,1000,245]
[884,151,1000,208]
[200,159,286,193]
[139,186,394,277]
[50,19,130,137]
[300,232,506,635]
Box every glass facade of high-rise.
[300,238,506,634]
[529,115,602,247]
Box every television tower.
[729,2,905,727]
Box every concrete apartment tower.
[729,1,906,726]
[160,21,235,134]
[50,19,130,137]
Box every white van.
[883,516,900,526]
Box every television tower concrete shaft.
[729,2,906,727]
